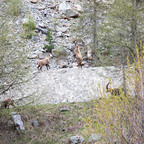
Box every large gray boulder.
[11,112,25,132]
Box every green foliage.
[5,0,22,16]
[22,16,36,31]
[82,43,144,143]
[22,31,36,39]
[53,18,59,26]
[52,46,67,58]
[0,102,92,144]
[43,32,55,52]
[76,0,144,66]
[45,32,54,44]
[43,44,54,53]
[83,95,132,143]
[22,15,36,39]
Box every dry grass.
[0,101,94,144]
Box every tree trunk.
[93,0,98,59]
[122,46,127,96]
[133,0,137,61]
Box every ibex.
[106,83,121,96]
[73,42,84,68]
[87,49,93,60]
[37,54,51,71]
[1,98,15,109]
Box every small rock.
[24,64,30,69]
[38,23,47,28]
[56,27,68,33]
[60,106,71,112]
[62,99,68,103]
[59,2,79,18]
[36,26,48,34]
[65,33,70,37]
[30,0,40,4]
[88,133,101,142]
[68,43,75,51]
[59,1,68,12]
[58,69,67,74]
[74,4,83,12]
[57,31,63,37]
[33,70,39,74]
[32,118,39,127]
[49,0,55,5]
[38,5,46,10]
[33,50,43,55]
[122,130,129,142]
[22,18,29,25]
[72,62,78,68]
[65,7,79,18]
[28,54,38,59]
[42,34,47,40]
[68,63,73,68]
[58,60,69,68]
[11,112,17,115]
[69,135,84,144]
[31,36,39,41]
[39,48,46,53]
[8,120,14,128]
[61,128,66,131]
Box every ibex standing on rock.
[37,54,52,71]
[73,42,84,68]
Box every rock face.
[20,0,83,65]
[3,67,123,105]
[0,0,124,106]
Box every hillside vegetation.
[0,0,144,144]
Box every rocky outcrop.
[2,67,123,105]
[11,112,25,132]
[21,0,84,66]
[0,0,124,106]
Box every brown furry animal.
[106,83,121,96]
[1,98,15,109]
[87,49,93,60]
[37,56,51,71]
[73,43,83,68]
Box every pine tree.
[75,0,109,66]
